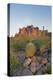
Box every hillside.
[9,25,51,76]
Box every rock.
[16,68,22,76]
[37,56,42,63]
[43,52,49,59]
[41,66,47,74]
[41,48,51,63]
[37,63,44,69]
[48,56,51,63]
[31,56,37,62]
[36,69,43,75]
[36,47,41,56]
[12,66,23,76]
[22,68,33,75]
[30,61,38,73]
[36,64,47,74]
[41,58,48,65]
[17,51,25,63]
[29,56,41,73]
[23,58,31,67]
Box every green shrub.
[10,45,21,75]
[12,40,26,51]
[47,64,51,74]
[32,39,47,48]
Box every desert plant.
[32,39,47,48]
[46,64,51,74]
[10,43,22,76]
[25,42,36,57]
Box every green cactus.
[25,43,36,57]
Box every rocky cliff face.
[15,25,49,39]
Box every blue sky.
[9,4,51,36]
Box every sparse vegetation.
[47,63,51,74]
[9,25,51,76]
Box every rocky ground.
[11,48,51,76]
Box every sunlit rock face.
[15,25,49,38]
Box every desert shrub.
[10,55,22,76]
[32,38,49,54]
[10,45,22,76]
[32,39,47,48]
[10,36,26,51]
[14,35,33,42]
[11,35,33,51]
[10,52,17,75]
[25,42,36,57]
[12,40,27,51]
[10,54,18,69]
[47,64,51,74]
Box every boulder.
[23,58,31,67]
[31,56,37,62]
[36,56,42,63]
[41,58,48,65]
[36,66,47,74]
[30,61,38,73]
[22,68,33,75]
[17,51,25,63]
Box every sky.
[9,4,52,36]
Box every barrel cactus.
[25,42,36,57]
